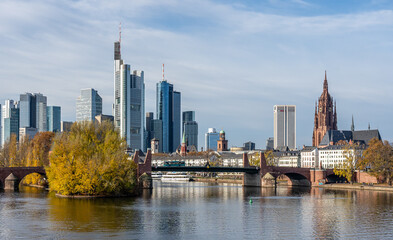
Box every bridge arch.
[277,173,311,187]
[326,173,347,183]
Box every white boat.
[151,172,163,180]
[161,172,193,182]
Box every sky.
[0,0,393,149]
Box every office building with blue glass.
[47,106,61,132]
[156,80,181,153]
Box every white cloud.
[0,0,392,148]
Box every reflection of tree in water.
[48,197,138,232]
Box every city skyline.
[1,1,393,148]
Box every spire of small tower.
[323,70,328,90]
[368,123,371,130]
[351,115,355,132]
[182,130,186,144]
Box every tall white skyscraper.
[113,39,145,150]
[76,88,102,122]
[273,105,296,150]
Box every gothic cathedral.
[312,71,337,146]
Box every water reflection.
[1,183,393,239]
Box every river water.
[1,181,393,239]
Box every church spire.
[323,70,328,90]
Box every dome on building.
[220,130,225,134]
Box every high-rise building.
[113,39,145,150]
[156,77,181,153]
[47,106,61,132]
[145,112,154,150]
[150,119,163,153]
[61,121,73,132]
[76,88,102,122]
[243,141,255,150]
[274,105,296,150]
[312,71,337,146]
[266,137,274,150]
[182,111,195,131]
[1,100,19,145]
[95,114,114,124]
[19,93,47,132]
[173,91,181,151]
[182,111,198,151]
[205,128,219,151]
[0,103,1,146]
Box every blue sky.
[1,0,393,149]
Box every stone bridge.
[0,167,46,190]
[134,150,337,188]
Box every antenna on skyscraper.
[119,22,122,54]
[162,63,165,81]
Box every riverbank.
[317,183,393,192]
[193,177,242,184]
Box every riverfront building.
[47,106,61,132]
[205,128,219,151]
[274,105,296,150]
[76,88,102,122]
[300,146,319,168]
[156,77,181,153]
[113,39,145,150]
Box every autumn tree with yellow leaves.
[333,143,362,183]
[359,138,393,184]
[46,121,138,196]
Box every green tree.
[359,138,393,184]
[46,121,137,196]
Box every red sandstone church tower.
[312,71,337,146]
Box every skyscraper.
[150,119,163,153]
[273,105,296,150]
[173,91,181,151]
[1,100,19,145]
[76,88,102,122]
[47,106,61,132]
[312,71,337,146]
[205,128,219,151]
[156,75,181,153]
[182,111,198,151]
[145,112,154,150]
[113,39,145,150]
[0,104,1,146]
[19,93,47,132]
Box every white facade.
[318,146,359,169]
[274,105,296,150]
[76,89,102,122]
[301,148,319,168]
[276,152,300,167]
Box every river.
[1,181,393,239]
